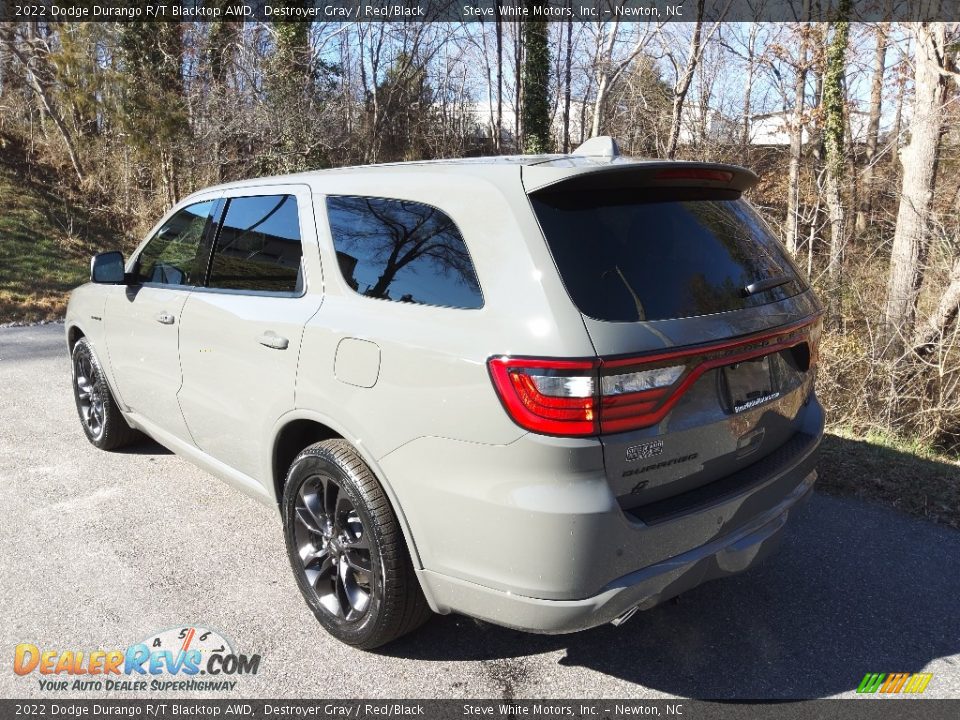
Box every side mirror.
[90,251,126,284]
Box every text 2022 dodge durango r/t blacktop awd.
[66,137,823,649]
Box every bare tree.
[914,256,960,353]
[495,8,503,150]
[883,23,949,347]
[854,22,890,235]
[740,23,760,150]
[784,21,811,256]
[663,0,725,159]
[562,7,573,152]
[821,3,850,316]
[588,19,656,138]
[5,38,84,181]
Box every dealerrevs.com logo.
[13,626,260,692]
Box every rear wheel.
[71,338,141,450]
[282,440,431,649]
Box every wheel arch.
[67,324,86,350]
[66,321,127,411]
[269,411,424,569]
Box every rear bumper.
[415,468,815,633]
[383,396,823,632]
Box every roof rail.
[572,136,621,158]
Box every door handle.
[155,311,175,325]
[258,332,289,350]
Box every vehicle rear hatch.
[523,159,823,519]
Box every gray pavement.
[0,324,958,700]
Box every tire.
[71,337,142,451]
[282,439,432,649]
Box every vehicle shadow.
[116,439,172,456]
[383,443,960,699]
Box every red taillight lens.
[598,364,685,433]
[488,315,821,438]
[487,357,599,436]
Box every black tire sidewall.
[281,449,388,647]
[71,339,110,447]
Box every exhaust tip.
[611,605,640,627]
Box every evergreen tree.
[261,2,338,173]
[521,3,551,154]
[117,13,187,203]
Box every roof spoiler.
[523,159,758,195]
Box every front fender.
[65,285,122,400]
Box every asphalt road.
[1,324,958,700]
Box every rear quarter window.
[325,196,483,310]
[531,189,805,322]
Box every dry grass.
[0,291,67,324]
[0,150,114,324]
[818,429,960,530]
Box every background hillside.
[0,135,114,322]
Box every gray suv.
[66,138,823,649]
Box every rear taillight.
[487,357,599,436]
[598,363,685,434]
[488,315,822,438]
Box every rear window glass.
[531,190,805,322]
[326,196,483,309]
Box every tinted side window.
[326,196,483,309]
[208,195,303,293]
[136,200,214,286]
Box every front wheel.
[282,440,431,649]
[71,338,141,450]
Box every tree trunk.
[0,23,24,99]
[888,58,905,169]
[855,22,889,235]
[592,71,610,138]
[8,43,84,181]
[514,21,522,144]
[821,7,849,324]
[883,23,948,348]
[666,1,705,160]
[913,255,960,354]
[739,28,756,151]
[785,25,809,256]
[805,25,828,257]
[590,20,619,138]
[563,11,572,152]
[495,6,503,152]
[577,87,588,145]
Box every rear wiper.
[742,274,792,297]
